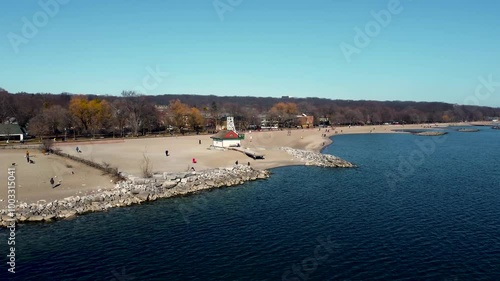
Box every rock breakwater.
[0,165,270,227]
[279,147,355,168]
[457,128,480,132]
[414,131,448,136]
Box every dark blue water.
[2,127,500,280]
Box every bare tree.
[0,91,12,123]
[28,114,51,140]
[121,91,156,136]
[45,105,71,136]
[40,139,54,152]
[110,99,129,137]
[140,153,153,178]
[3,124,13,142]
[345,109,363,125]
[210,101,220,131]
[11,94,40,127]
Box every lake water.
[2,126,500,280]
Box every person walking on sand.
[165,150,169,156]
[50,177,55,188]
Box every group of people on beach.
[321,128,332,137]
[22,150,58,188]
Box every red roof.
[211,130,239,140]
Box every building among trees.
[296,114,314,128]
[0,124,26,141]
[319,116,330,126]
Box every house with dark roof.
[210,130,244,148]
[0,124,26,141]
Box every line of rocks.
[0,165,270,227]
[279,147,355,168]
[414,131,448,136]
[457,128,480,132]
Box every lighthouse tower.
[227,116,236,132]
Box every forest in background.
[1,88,499,139]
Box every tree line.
[1,88,499,139]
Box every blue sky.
[1,0,499,106]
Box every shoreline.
[0,123,479,199]
[0,147,353,227]
[0,122,489,227]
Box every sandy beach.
[55,123,445,173]
[0,123,475,207]
[0,150,114,208]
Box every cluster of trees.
[0,89,212,139]
[266,102,299,127]
[162,99,204,132]
[149,95,500,125]
[1,88,499,140]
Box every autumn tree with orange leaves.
[69,96,111,137]
[188,107,204,132]
[269,102,299,127]
[165,99,204,133]
[167,99,189,131]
